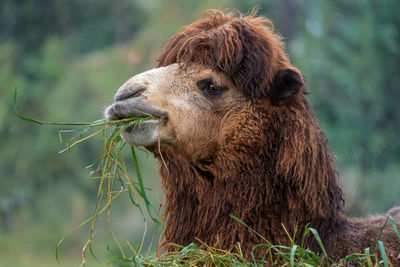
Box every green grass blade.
[68,126,91,142]
[364,247,373,267]
[229,214,272,246]
[378,240,389,267]
[300,223,311,248]
[14,87,92,126]
[371,216,389,253]
[309,228,327,257]
[90,119,108,125]
[55,216,94,263]
[131,147,154,219]
[229,214,248,227]
[58,127,106,154]
[89,244,99,262]
[389,216,400,240]
[110,229,126,259]
[134,256,145,267]
[55,235,66,264]
[290,245,297,267]
[14,87,43,125]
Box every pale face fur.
[105,63,244,156]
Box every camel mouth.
[105,101,168,146]
[105,102,167,121]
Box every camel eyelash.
[197,78,226,97]
[196,77,214,88]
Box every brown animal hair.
[157,9,295,99]
[155,9,345,256]
[151,9,400,263]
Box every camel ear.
[270,69,304,100]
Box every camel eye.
[204,84,225,97]
[197,78,225,97]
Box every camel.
[105,10,400,264]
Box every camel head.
[105,10,305,160]
[106,64,240,154]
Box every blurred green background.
[1,0,399,266]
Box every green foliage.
[107,222,399,267]
[289,0,400,214]
[0,0,147,54]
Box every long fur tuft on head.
[157,9,293,99]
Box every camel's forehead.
[115,63,225,96]
[128,63,225,82]
[123,64,179,88]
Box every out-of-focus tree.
[0,0,148,232]
[290,0,400,214]
[0,0,146,53]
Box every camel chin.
[120,119,160,146]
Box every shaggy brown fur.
[153,10,400,263]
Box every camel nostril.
[115,85,147,102]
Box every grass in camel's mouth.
[105,102,165,121]
[124,118,160,133]
[14,88,163,265]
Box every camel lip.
[124,119,159,133]
[120,119,161,146]
[105,101,169,147]
[105,101,168,122]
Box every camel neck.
[155,142,342,257]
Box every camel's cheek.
[125,63,218,149]
[156,94,218,152]
[162,102,214,148]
